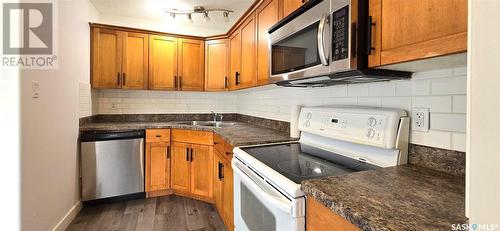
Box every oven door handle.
[317,13,329,66]
[233,162,293,215]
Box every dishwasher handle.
[80,130,145,142]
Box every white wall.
[466,0,500,225]
[94,67,467,152]
[22,0,96,230]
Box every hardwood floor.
[67,195,226,231]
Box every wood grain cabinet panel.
[237,14,257,90]
[228,31,241,90]
[171,129,213,145]
[256,0,280,86]
[91,28,122,89]
[145,129,170,143]
[307,198,360,231]
[171,142,191,194]
[122,32,148,89]
[190,144,213,198]
[148,35,178,90]
[283,0,307,17]
[205,39,229,91]
[213,150,224,215]
[178,38,205,91]
[221,157,234,231]
[368,0,467,67]
[145,142,170,191]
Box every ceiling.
[90,0,255,36]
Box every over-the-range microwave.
[268,0,411,87]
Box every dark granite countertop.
[302,164,466,231]
[80,121,297,147]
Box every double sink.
[174,121,236,128]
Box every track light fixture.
[165,6,233,23]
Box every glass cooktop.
[241,142,380,184]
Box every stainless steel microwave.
[268,0,411,87]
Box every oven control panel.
[299,106,407,149]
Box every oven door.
[232,159,305,231]
[269,0,331,83]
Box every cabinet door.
[178,38,205,91]
[237,15,257,89]
[369,0,467,67]
[205,39,229,91]
[91,28,122,89]
[222,158,234,231]
[122,32,148,89]
[256,0,279,86]
[149,35,178,90]
[145,142,170,191]
[228,31,241,90]
[213,150,224,214]
[190,144,213,198]
[283,0,307,17]
[171,142,191,193]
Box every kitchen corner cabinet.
[256,0,281,86]
[229,30,241,90]
[307,198,360,231]
[91,28,148,89]
[368,0,467,67]
[205,39,229,91]
[145,129,171,192]
[237,14,258,90]
[283,0,308,18]
[149,35,178,90]
[213,134,234,231]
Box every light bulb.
[223,11,229,22]
[203,12,210,21]
[187,13,193,23]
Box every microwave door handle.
[317,14,329,66]
[232,161,293,215]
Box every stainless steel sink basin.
[175,121,235,128]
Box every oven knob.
[306,112,312,119]
[367,117,377,127]
[305,120,311,127]
[366,128,376,139]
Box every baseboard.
[51,201,82,231]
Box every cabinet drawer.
[214,133,225,154]
[146,129,170,142]
[172,129,213,145]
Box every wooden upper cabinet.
[91,28,122,89]
[256,0,280,86]
[190,144,213,198]
[149,35,178,90]
[236,14,257,90]
[368,0,467,67]
[283,0,307,17]
[205,39,229,91]
[171,142,191,194]
[145,141,170,192]
[229,31,241,90]
[178,38,205,91]
[122,32,148,89]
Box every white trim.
[51,201,82,231]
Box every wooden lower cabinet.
[190,144,213,198]
[306,198,360,231]
[213,138,234,231]
[145,129,171,193]
[221,157,234,231]
[171,142,191,194]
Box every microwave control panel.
[332,6,349,62]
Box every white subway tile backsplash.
[92,67,467,151]
[431,75,467,95]
[430,113,466,132]
[452,95,467,113]
[452,132,466,152]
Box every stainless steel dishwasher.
[80,130,145,202]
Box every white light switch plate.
[412,108,430,132]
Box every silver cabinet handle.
[317,14,329,66]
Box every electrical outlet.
[412,108,430,132]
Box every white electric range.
[232,106,410,231]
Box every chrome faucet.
[211,111,223,123]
